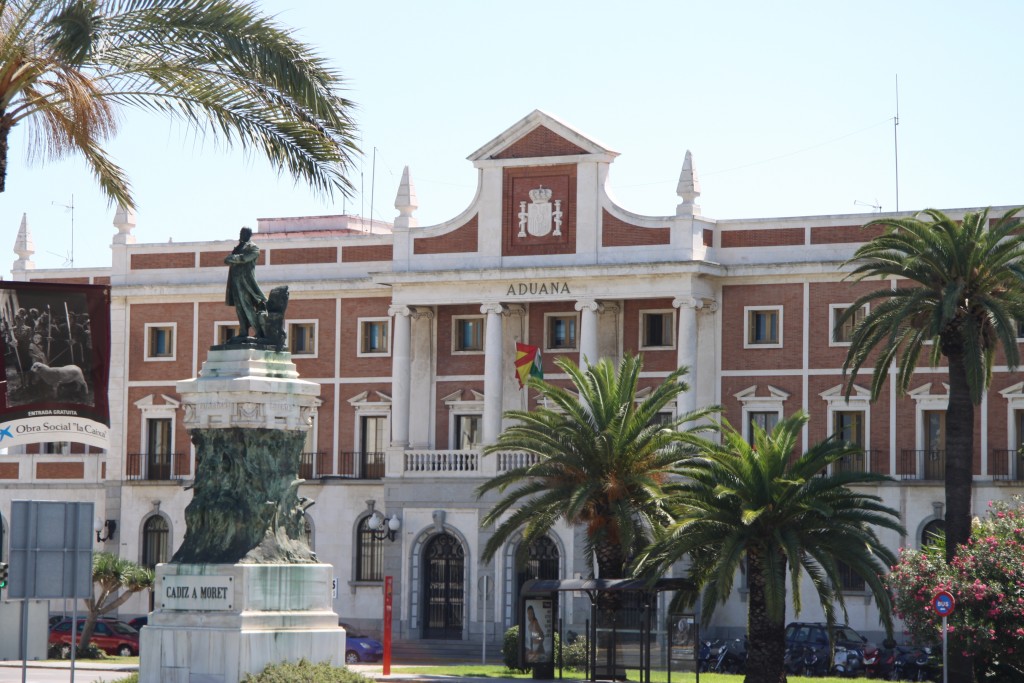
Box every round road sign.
[933,590,955,617]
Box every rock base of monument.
[139,563,344,683]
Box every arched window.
[921,519,945,547]
[355,516,383,582]
[141,516,170,569]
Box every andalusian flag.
[514,342,543,388]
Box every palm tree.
[839,207,1024,565]
[477,354,716,581]
[634,412,902,683]
[0,0,358,207]
[79,552,154,652]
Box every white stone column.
[389,305,412,448]
[482,303,506,445]
[673,297,701,416]
[575,299,603,367]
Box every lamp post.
[95,518,117,543]
[367,511,401,541]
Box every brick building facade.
[3,110,1022,644]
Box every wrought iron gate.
[423,533,465,639]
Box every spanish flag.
[514,342,543,389]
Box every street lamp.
[95,518,118,543]
[367,511,401,542]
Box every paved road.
[0,665,134,683]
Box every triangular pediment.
[468,110,618,162]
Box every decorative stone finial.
[113,204,137,244]
[676,150,701,217]
[13,213,35,271]
[393,165,418,229]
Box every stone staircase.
[391,638,504,665]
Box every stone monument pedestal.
[140,563,344,683]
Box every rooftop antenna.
[51,194,74,266]
[894,74,900,212]
[855,199,882,212]
[369,147,377,233]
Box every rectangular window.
[359,319,390,355]
[545,314,578,351]
[640,310,675,349]
[147,417,172,480]
[924,410,945,452]
[744,307,781,347]
[832,305,866,344]
[1017,319,1024,339]
[833,411,864,446]
[360,415,387,479]
[289,322,317,356]
[145,324,175,360]
[747,411,779,443]
[453,316,484,352]
[216,323,240,346]
[837,561,866,592]
[454,414,482,450]
[43,442,69,455]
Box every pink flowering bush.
[886,497,1024,674]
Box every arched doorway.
[422,533,465,639]
[515,536,560,622]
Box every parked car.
[128,616,148,631]
[783,622,876,677]
[339,622,383,664]
[49,618,140,657]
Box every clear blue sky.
[3,1,1022,270]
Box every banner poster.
[0,281,111,450]
[524,598,554,664]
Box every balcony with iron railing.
[126,452,189,481]
[991,449,1024,481]
[298,451,385,480]
[898,449,945,481]
[832,449,887,475]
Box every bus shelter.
[521,577,698,682]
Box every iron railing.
[991,449,1023,481]
[126,452,188,481]
[299,451,385,480]
[898,449,945,481]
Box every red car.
[49,618,140,657]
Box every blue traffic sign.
[933,590,955,617]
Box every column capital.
[574,299,605,314]
[504,304,526,317]
[480,303,507,316]
[409,306,434,321]
[388,304,412,318]
[673,296,718,313]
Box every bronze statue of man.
[225,227,267,339]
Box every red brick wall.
[342,244,393,263]
[720,378,803,437]
[339,298,393,378]
[807,280,884,369]
[128,303,195,382]
[286,298,337,379]
[270,247,338,265]
[621,298,676,373]
[492,126,587,159]
[721,284,803,371]
[810,224,887,245]
[199,250,266,268]
[37,461,84,479]
[0,463,18,478]
[132,252,195,269]
[94,276,111,286]
[436,305,487,376]
[31,277,92,284]
[503,165,576,257]
[414,215,479,254]
[601,211,670,248]
[721,228,804,248]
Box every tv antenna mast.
[893,75,900,212]
[52,194,74,267]
[855,199,882,212]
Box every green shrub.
[562,634,590,671]
[48,641,107,660]
[242,659,375,683]
[103,674,139,683]
[502,625,563,672]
